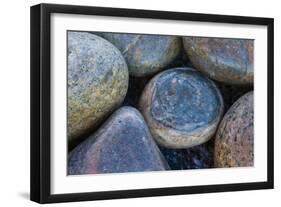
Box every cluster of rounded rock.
[67,31,254,175]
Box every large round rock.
[68,32,129,142]
[214,91,254,167]
[68,106,169,175]
[183,37,254,85]
[97,33,181,77]
[139,67,224,149]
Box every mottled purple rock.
[214,91,254,167]
[68,32,129,143]
[68,106,169,175]
[96,33,181,77]
[183,37,254,85]
[139,67,224,149]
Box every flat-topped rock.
[214,91,254,167]
[68,32,128,143]
[139,67,224,149]
[97,33,181,77]
[183,37,253,85]
[68,106,169,175]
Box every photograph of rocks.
[66,31,254,175]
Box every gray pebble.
[97,33,181,77]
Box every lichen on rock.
[68,32,129,143]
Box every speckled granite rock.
[68,32,129,142]
[96,33,181,77]
[214,91,254,167]
[160,140,214,170]
[183,37,254,85]
[139,67,224,149]
[68,106,169,175]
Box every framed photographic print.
[30,3,274,203]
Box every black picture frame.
[30,3,274,204]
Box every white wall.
[0,0,279,206]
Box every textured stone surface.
[183,37,254,85]
[68,32,129,143]
[139,67,224,149]
[96,33,181,77]
[160,140,214,170]
[214,91,254,167]
[68,107,169,175]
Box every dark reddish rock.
[160,140,214,170]
[183,37,254,85]
[214,91,254,167]
[68,32,129,143]
[97,32,181,77]
[139,67,224,149]
[68,106,169,175]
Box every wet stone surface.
[67,32,129,143]
[139,67,224,149]
[68,107,169,175]
[183,37,254,85]
[95,32,181,77]
[214,91,254,167]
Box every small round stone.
[214,91,254,167]
[97,33,181,77]
[68,106,169,175]
[68,32,129,142]
[183,37,253,85]
[139,67,224,149]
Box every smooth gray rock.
[183,37,254,85]
[68,32,129,142]
[68,106,169,175]
[96,33,181,77]
[139,67,224,149]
